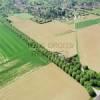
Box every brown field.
[77,24,100,72]
[0,63,90,100]
[9,16,77,58]
[9,16,100,72]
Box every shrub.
[75,75,80,82]
[65,67,69,73]
[76,64,81,69]
[83,66,89,70]
[70,65,74,69]
[61,64,66,70]
[80,78,85,85]
[55,59,60,65]
[97,81,100,87]
[80,72,84,78]
[68,69,73,76]
[73,67,78,72]
[56,59,62,67]
[72,72,76,78]
[65,63,70,68]
[85,86,96,97]
[84,81,92,87]
[76,70,81,74]
[83,75,90,81]
[90,80,98,86]
[96,73,100,79]
[86,70,96,79]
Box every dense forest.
[0,0,100,22]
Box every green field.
[75,18,100,29]
[0,21,49,86]
[91,9,100,14]
[88,9,100,15]
[12,13,33,20]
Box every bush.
[83,75,90,81]
[55,59,60,65]
[86,70,96,79]
[65,63,70,68]
[84,81,92,87]
[80,72,84,78]
[57,60,62,67]
[65,67,69,73]
[80,78,85,85]
[68,69,73,76]
[75,75,80,82]
[72,72,76,78]
[73,67,78,72]
[76,64,81,69]
[85,86,96,97]
[69,65,74,69]
[76,70,81,74]
[61,64,66,70]
[83,66,89,70]
[97,81,100,87]
[6,19,12,23]
[90,80,97,86]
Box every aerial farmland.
[0,0,100,100]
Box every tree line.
[0,0,100,23]
[3,18,100,97]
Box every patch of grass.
[12,13,33,20]
[75,18,100,29]
[0,21,49,86]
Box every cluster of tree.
[0,0,100,22]
[31,17,52,24]
[46,52,99,97]
[13,28,99,97]
[4,18,100,97]
[25,0,100,22]
[28,0,80,22]
[0,0,28,16]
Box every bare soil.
[0,63,90,100]
[9,16,77,58]
[77,24,100,72]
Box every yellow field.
[77,24,100,72]
[0,63,90,100]
[9,16,77,58]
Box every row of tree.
[4,18,100,97]
[14,28,99,97]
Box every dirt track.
[0,63,90,100]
